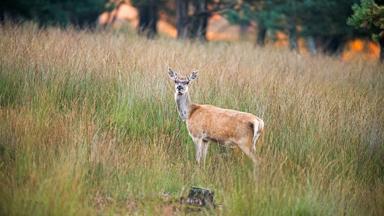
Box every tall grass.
[0,22,383,215]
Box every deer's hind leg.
[237,139,259,166]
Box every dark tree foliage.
[223,0,284,46]
[224,0,366,55]
[223,2,253,40]
[348,0,384,61]
[299,0,364,55]
[0,0,106,27]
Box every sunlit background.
[1,0,382,61]
[97,0,380,61]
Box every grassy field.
[0,23,383,215]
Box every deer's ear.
[168,68,178,80]
[188,70,198,81]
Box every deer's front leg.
[192,137,203,164]
[201,141,209,165]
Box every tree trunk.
[138,6,148,34]
[191,0,208,41]
[108,2,123,28]
[379,36,384,63]
[256,22,267,47]
[239,22,248,40]
[288,18,298,51]
[138,0,158,39]
[306,36,317,55]
[147,1,158,39]
[176,0,189,39]
[321,36,346,56]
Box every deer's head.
[168,68,198,96]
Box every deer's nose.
[177,86,183,91]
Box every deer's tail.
[252,118,264,152]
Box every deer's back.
[187,104,256,143]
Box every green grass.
[0,22,383,215]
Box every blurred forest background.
[0,0,383,61]
[1,1,384,215]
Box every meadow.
[0,23,383,215]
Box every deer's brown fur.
[168,68,264,165]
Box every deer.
[168,68,264,166]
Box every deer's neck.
[175,92,191,121]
